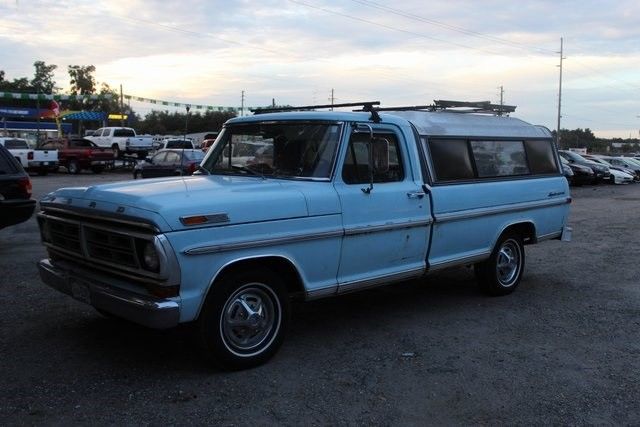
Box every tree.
[31,61,58,93]
[68,65,96,95]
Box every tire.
[112,144,120,159]
[196,268,290,370]
[475,232,525,296]
[67,160,80,175]
[133,170,139,179]
[91,166,104,174]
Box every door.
[334,125,431,290]
[142,151,168,178]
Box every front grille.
[85,227,139,268]
[49,220,82,254]
[40,213,156,278]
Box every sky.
[0,0,639,138]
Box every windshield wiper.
[194,165,210,175]
[231,164,265,179]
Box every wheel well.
[214,256,306,299]
[502,222,536,244]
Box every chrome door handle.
[407,191,425,199]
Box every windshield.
[201,122,342,179]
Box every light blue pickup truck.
[37,101,571,369]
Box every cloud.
[0,0,639,136]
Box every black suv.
[0,143,36,229]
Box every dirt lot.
[1,171,639,425]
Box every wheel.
[91,166,104,174]
[133,170,139,179]
[112,144,121,159]
[196,269,290,370]
[67,160,80,175]
[475,232,525,296]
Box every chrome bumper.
[38,259,180,329]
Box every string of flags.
[0,91,248,113]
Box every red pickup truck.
[41,138,115,174]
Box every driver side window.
[342,132,404,184]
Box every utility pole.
[119,84,124,127]
[36,89,41,145]
[497,85,504,116]
[240,90,245,117]
[329,88,335,110]
[556,37,565,147]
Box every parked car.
[156,138,195,151]
[40,138,115,174]
[0,137,58,175]
[583,154,638,183]
[36,102,572,370]
[598,156,640,180]
[133,149,205,179]
[560,157,593,186]
[558,150,609,183]
[86,127,153,159]
[0,143,36,229]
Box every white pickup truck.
[86,127,153,159]
[0,137,59,175]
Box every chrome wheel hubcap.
[220,283,279,356]
[496,239,521,286]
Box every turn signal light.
[180,215,208,226]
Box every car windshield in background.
[184,150,205,161]
[202,122,342,179]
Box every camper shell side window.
[421,136,559,184]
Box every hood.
[45,175,309,231]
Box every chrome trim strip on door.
[434,198,570,224]
[344,219,432,237]
[184,219,434,255]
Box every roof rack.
[369,100,516,116]
[433,100,516,114]
[251,101,381,114]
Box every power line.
[287,0,506,56]
[349,0,557,55]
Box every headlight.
[142,241,160,272]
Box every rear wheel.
[475,232,525,296]
[196,269,289,370]
[112,144,120,159]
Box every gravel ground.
[1,171,639,425]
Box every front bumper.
[38,259,180,329]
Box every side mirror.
[371,137,390,174]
